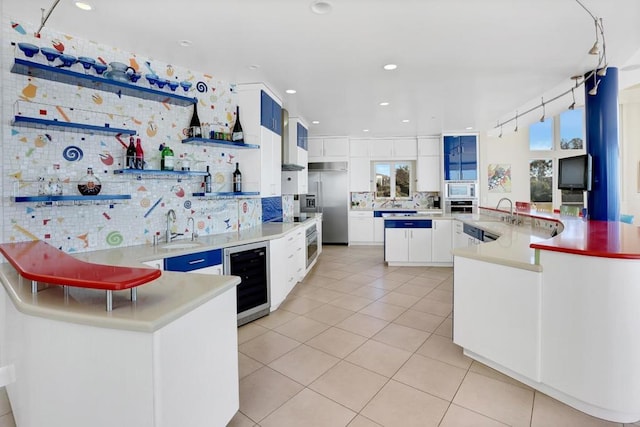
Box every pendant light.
[569,88,576,110]
[588,73,600,96]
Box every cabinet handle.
[188,258,206,265]
[288,254,294,259]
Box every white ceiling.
[3,0,640,138]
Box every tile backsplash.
[350,192,440,210]
[1,17,275,252]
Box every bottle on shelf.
[160,144,175,171]
[188,103,202,138]
[204,165,212,193]
[77,167,102,196]
[135,137,144,169]
[233,162,242,193]
[232,106,244,142]
[126,136,136,169]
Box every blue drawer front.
[374,210,417,217]
[384,219,432,228]
[164,249,223,272]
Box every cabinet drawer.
[165,249,223,272]
[384,219,432,228]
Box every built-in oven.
[224,241,270,326]
[445,199,477,214]
[305,223,319,268]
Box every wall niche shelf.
[13,194,131,205]
[11,58,197,106]
[12,115,137,136]
[182,137,259,150]
[192,191,260,198]
[113,169,208,180]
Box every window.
[529,118,554,151]
[530,159,553,211]
[559,108,584,150]
[374,161,414,199]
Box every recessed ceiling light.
[247,64,260,70]
[379,102,390,106]
[310,1,332,14]
[363,129,370,132]
[402,119,410,123]
[179,40,192,47]
[312,120,320,125]
[465,126,473,130]
[383,64,397,71]
[75,2,92,10]
[285,89,297,94]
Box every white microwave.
[446,182,477,199]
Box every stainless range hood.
[281,109,306,171]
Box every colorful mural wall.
[2,18,269,253]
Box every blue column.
[584,67,619,221]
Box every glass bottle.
[188,103,202,138]
[126,136,136,169]
[232,106,244,142]
[161,144,174,171]
[135,137,144,170]
[204,165,212,193]
[77,167,102,196]
[233,162,242,193]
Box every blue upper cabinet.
[297,122,308,150]
[260,90,282,135]
[443,135,478,181]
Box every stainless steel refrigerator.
[301,162,349,244]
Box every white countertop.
[0,214,322,333]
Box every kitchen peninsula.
[453,210,640,423]
[0,219,319,427]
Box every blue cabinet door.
[260,90,282,135]
[297,122,308,150]
[444,135,477,180]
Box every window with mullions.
[530,159,553,211]
[529,118,554,151]
[560,108,584,150]
[374,161,413,199]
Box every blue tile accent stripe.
[261,197,283,222]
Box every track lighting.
[498,125,503,138]
[492,0,607,135]
[569,88,576,110]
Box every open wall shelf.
[11,58,197,106]
[12,115,136,136]
[182,137,259,150]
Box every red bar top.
[530,220,640,259]
[0,241,161,290]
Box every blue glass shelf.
[192,191,260,198]
[12,115,137,136]
[14,194,131,203]
[11,58,197,106]
[113,169,208,177]
[182,137,259,149]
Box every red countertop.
[0,240,161,290]
[530,219,640,259]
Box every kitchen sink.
[161,242,202,250]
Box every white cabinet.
[369,140,393,159]
[349,211,374,245]
[431,219,453,263]
[308,137,349,161]
[373,217,385,244]
[350,139,370,157]
[416,137,441,192]
[237,84,282,196]
[393,139,418,158]
[349,157,371,192]
[384,220,433,265]
[143,259,164,270]
[282,118,309,195]
[270,227,305,310]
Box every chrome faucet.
[187,217,198,241]
[496,197,518,224]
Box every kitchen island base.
[1,277,239,427]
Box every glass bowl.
[93,63,108,74]
[17,43,39,57]
[58,54,77,67]
[40,47,61,62]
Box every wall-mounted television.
[558,154,592,191]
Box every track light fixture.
[492,0,607,137]
[499,125,503,138]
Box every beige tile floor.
[230,245,640,427]
[0,245,639,426]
